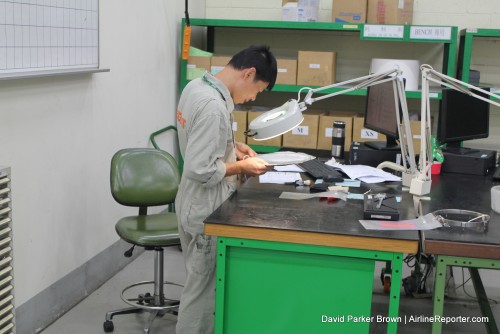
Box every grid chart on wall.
[0,0,99,75]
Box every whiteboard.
[0,0,100,78]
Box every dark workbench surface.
[205,174,420,242]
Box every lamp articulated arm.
[246,68,421,193]
[415,65,500,197]
[302,69,419,190]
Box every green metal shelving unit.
[178,19,458,153]
[457,28,500,83]
[180,18,458,99]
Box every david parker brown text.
[322,315,489,324]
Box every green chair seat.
[115,213,180,247]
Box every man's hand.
[235,142,257,160]
[225,157,271,177]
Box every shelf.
[180,18,458,101]
[458,28,500,84]
[273,84,442,99]
[187,18,457,44]
[188,18,361,31]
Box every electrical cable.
[184,0,190,26]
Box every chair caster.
[137,292,153,305]
[103,320,114,332]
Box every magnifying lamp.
[245,68,407,142]
[244,99,306,140]
[244,68,422,195]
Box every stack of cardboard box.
[331,0,413,24]
[233,109,422,154]
[193,51,337,87]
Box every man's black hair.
[228,45,277,91]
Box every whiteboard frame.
[0,0,108,79]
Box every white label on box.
[232,121,237,131]
[398,0,404,9]
[187,64,196,69]
[361,129,379,139]
[429,92,439,98]
[309,64,320,69]
[325,128,333,137]
[363,25,404,39]
[413,134,421,139]
[278,68,288,73]
[292,126,309,136]
[410,26,452,41]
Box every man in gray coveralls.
[175,45,278,334]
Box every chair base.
[104,301,179,334]
[103,280,181,333]
[103,248,182,333]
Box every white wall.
[0,0,204,308]
[206,0,500,28]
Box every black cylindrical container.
[331,121,346,159]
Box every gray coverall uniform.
[175,72,238,334]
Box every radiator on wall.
[0,167,15,333]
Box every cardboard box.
[297,0,319,22]
[232,111,248,144]
[352,116,422,149]
[282,2,298,21]
[317,112,354,152]
[276,58,297,85]
[297,51,336,86]
[246,111,282,147]
[332,0,367,23]
[367,0,413,25]
[283,113,319,149]
[282,0,319,22]
[352,116,387,143]
[187,56,211,80]
[210,56,231,75]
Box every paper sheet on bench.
[259,172,301,184]
[328,163,401,183]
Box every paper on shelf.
[189,46,213,57]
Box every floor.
[41,247,499,334]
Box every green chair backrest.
[110,148,180,207]
[149,125,184,175]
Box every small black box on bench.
[363,193,400,221]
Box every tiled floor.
[41,248,499,333]
[42,248,185,334]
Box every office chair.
[104,148,182,334]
